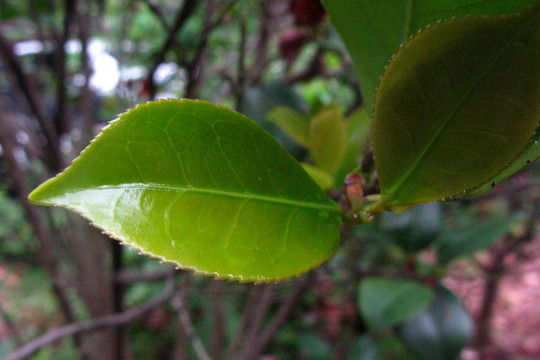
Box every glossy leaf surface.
[29,99,343,282]
[322,0,535,114]
[372,5,540,208]
[358,277,433,330]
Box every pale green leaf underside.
[29,99,342,282]
[323,0,535,115]
[373,4,540,207]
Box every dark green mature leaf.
[372,4,540,208]
[467,128,540,195]
[436,217,512,265]
[397,286,474,360]
[29,99,342,282]
[358,277,433,330]
[322,0,535,114]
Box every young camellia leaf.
[28,99,343,282]
[266,106,310,147]
[372,3,540,210]
[308,106,347,174]
[322,0,535,115]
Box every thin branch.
[140,0,169,29]
[249,1,271,85]
[209,281,226,360]
[148,0,197,98]
[0,304,21,346]
[75,0,95,151]
[233,14,247,111]
[230,284,275,360]
[242,276,311,360]
[0,112,76,331]
[173,285,213,360]
[5,277,176,360]
[227,285,264,358]
[0,29,61,169]
[53,0,76,135]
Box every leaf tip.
[28,180,55,206]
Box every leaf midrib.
[71,183,342,213]
[383,10,538,203]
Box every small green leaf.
[322,0,535,115]
[397,286,474,360]
[358,277,433,330]
[467,128,540,196]
[436,217,512,265]
[266,106,310,147]
[301,163,335,190]
[308,106,347,173]
[29,99,343,282]
[373,4,540,208]
[333,108,371,185]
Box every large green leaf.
[28,99,342,282]
[372,4,540,209]
[322,0,535,114]
[467,127,540,195]
[358,277,433,330]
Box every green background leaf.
[266,106,310,148]
[397,286,474,360]
[372,5,540,208]
[29,99,342,282]
[358,277,433,330]
[308,105,347,174]
[322,0,535,114]
[435,217,513,265]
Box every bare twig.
[209,281,227,360]
[249,1,271,86]
[0,304,21,346]
[148,0,197,98]
[140,0,169,29]
[53,0,76,135]
[227,285,264,358]
[173,284,213,360]
[230,284,275,360]
[5,277,176,360]
[76,0,95,150]
[0,112,75,331]
[0,29,61,169]
[242,276,311,360]
[475,224,535,351]
[233,14,247,111]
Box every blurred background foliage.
[0,0,539,359]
